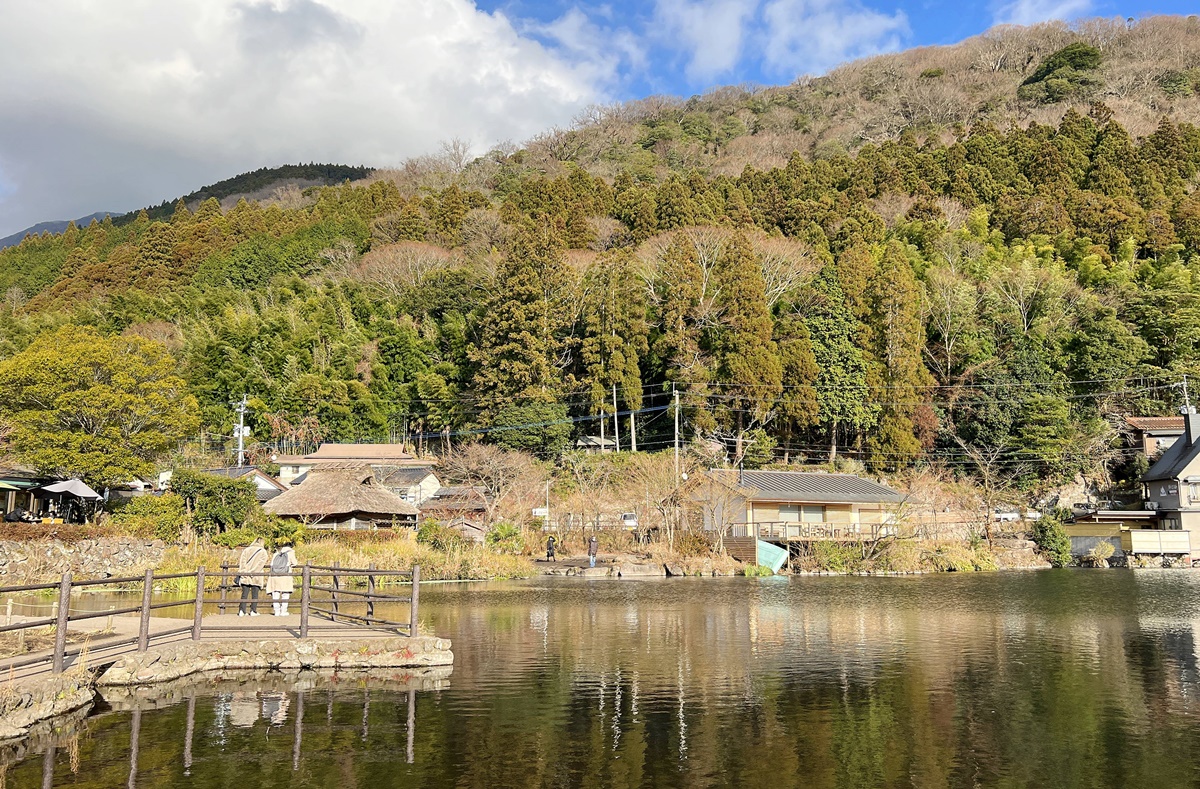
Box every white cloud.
[761,0,909,77]
[0,0,610,235]
[653,0,759,83]
[993,0,1093,26]
[650,0,909,84]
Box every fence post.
[366,563,376,623]
[218,563,229,615]
[138,568,153,652]
[192,567,206,641]
[409,565,420,638]
[299,563,311,638]
[331,561,340,621]
[52,572,71,672]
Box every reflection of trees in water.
[9,577,1200,787]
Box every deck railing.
[0,562,421,674]
[726,521,895,541]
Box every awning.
[0,481,18,491]
[38,479,102,500]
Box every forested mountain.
[3,16,1200,497]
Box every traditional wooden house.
[274,443,435,486]
[263,468,419,530]
[697,469,905,541]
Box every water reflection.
[8,572,1200,787]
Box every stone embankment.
[0,538,165,584]
[0,636,453,741]
[543,560,740,578]
[98,636,453,686]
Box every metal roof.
[709,469,904,504]
[1127,416,1185,431]
[1144,416,1200,482]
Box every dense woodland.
[3,18,1200,498]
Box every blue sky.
[478,0,1198,99]
[0,0,1195,237]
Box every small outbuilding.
[263,468,419,530]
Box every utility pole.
[234,394,248,468]
[630,398,637,453]
[673,385,680,480]
[612,385,621,452]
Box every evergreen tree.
[712,232,782,459]
[805,266,877,460]
[470,226,575,454]
[579,249,648,433]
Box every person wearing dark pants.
[237,537,268,616]
[588,535,598,568]
[546,535,557,562]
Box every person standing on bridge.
[267,538,298,616]
[237,537,268,616]
[588,534,598,568]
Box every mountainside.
[0,212,114,251]
[2,16,1200,498]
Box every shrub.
[110,493,185,541]
[875,540,922,572]
[1025,43,1102,84]
[485,521,524,555]
[170,469,256,537]
[810,541,862,573]
[743,564,774,577]
[676,530,714,557]
[920,67,944,79]
[417,520,467,552]
[925,543,977,572]
[1030,515,1072,568]
[1084,539,1115,567]
[210,527,260,549]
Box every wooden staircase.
[723,537,758,564]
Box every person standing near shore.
[546,535,557,562]
[237,538,268,616]
[588,535,598,568]
[267,538,297,616]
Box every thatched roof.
[263,468,419,520]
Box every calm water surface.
[8,571,1200,788]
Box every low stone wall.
[97,636,453,687]
[0,538,165,584]
[0,670,94,741]
[0,636,453,741]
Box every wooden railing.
[727,521,895,541]
[0,563,421,674]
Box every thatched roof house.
[263,468,419,530]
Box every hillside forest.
[3,18,1200,501]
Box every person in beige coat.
[237,538,268,616]
[266,538,298,616]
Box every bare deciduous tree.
[349,242,455,299]
[439,443,547,525]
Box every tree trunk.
[829,422,838,463]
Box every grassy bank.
[154,534,536,592]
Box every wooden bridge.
[0,563,421,680]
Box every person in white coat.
[266,538,297,616]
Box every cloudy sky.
[0,0,1191,236]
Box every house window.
[801,505,825,524]
[779,505,800,523]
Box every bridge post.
[52,572,71,672]
[218,563,229,614]
[366,563,376,623]
[299,563,311,638]
[138,568,153,652]
[409,565,420,637]
[191,567,206,641]
[331,561,340,621]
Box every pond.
[8,570,1200,788]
